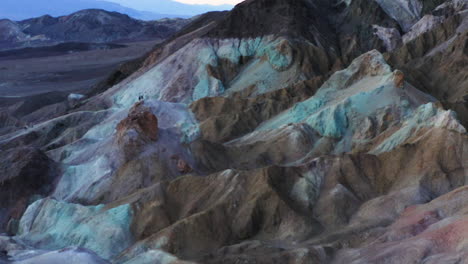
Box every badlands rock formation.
[0,0,466,263]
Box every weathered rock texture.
[0,148,57,233]
[0,0,466,263]
[116,101,159,158]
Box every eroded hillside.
[0,0,467,263]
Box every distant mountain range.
[108,0,234,16]
[0,0,233,21]
[0,9,190,50]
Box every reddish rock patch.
[117,101,159,143]
[170,155,193,174]
[393,70,405,88]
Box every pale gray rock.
[372,25,402,51]
[403,15,445,43]
[374,0,423,31]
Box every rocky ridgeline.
[0,0,467,263]
[0,9,189,50]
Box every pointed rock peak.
[393,70,405,88]
[326,49,392,88]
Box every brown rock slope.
[0,0,466,263]
[109,126,466,263]
[387,8,468,127]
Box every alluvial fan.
[0,0,467,263]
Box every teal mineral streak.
[266,76,410,139]
[215,38,264,64]
[193,74,211,101]
[192,74,225,101]
[54,155,111,201]
[213,38,294,95]
[198,44,219,67]
[372,103,439,154]
[18,199,133,260]
[238,37,263,57]
[192,45,229,101]
[348,85,388,114]
[217,41,242,64]
[179,116,200,144]
[256,39,293,71]
[264,45,290,70]
[413,102,438,123]
[306,103,349,138]
[291,98,326,123]
[260,89,350,138]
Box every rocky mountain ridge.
[0,0,466,263]
[0,9,189,50]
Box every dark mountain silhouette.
[0,9,189,50]
[0,0,233,21]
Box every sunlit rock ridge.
[0,0,467,263]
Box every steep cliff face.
[0,0,467,263]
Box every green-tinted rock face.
[257,50,435,147]
[18,199,133,259]
[2,0,467,263]
[111,36,303,108]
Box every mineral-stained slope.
[0,0,467,263]
[386,3,468,127]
